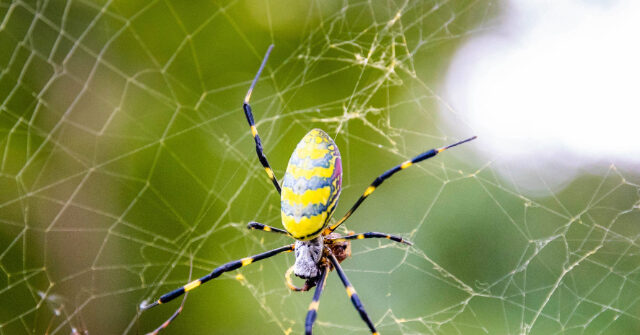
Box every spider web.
[1,0,639,334]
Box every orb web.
[0,0,638,334]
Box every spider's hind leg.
[304,265,330,335]
[242,45,281,194]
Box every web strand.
[0,1,638,335]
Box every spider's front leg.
[304,265,330,335]
[302,245,379,335]
[327,249,379,334]
[140,244,294,311]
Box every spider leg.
[285,265,306,292]
[146,288,188,335]
[325,136,477,235]
[243,44,281,194]
[285,265,318,292]
[304,265,330,334]
[140,244,294,310]
[327,232,413,245]
[327,250,379,334]
[146,258,195,335]
[247,221,291,237]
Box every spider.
[140,45,476,334]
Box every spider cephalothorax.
[289,233,352,291]
[293,236,325,279]
[140,45,476,335]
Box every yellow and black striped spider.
[140,45,476,334]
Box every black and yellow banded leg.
[243,44,281,194]
[147,292,187,335]
[247,221,290,237]
[325,136,477,235]
[141,244,294,310]
[327,251,379,335]
[328,232,413,245]
[304,266,330,335]
[146,261,194,335]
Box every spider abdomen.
[281,129,342,240]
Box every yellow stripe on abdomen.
[295,130,331,160]
[281,211,328,240]
[286,164,335,179]
[281,128,342,240]
[282,186,331,207]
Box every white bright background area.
[445,0,640,193]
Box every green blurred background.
[1,0,639,334]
